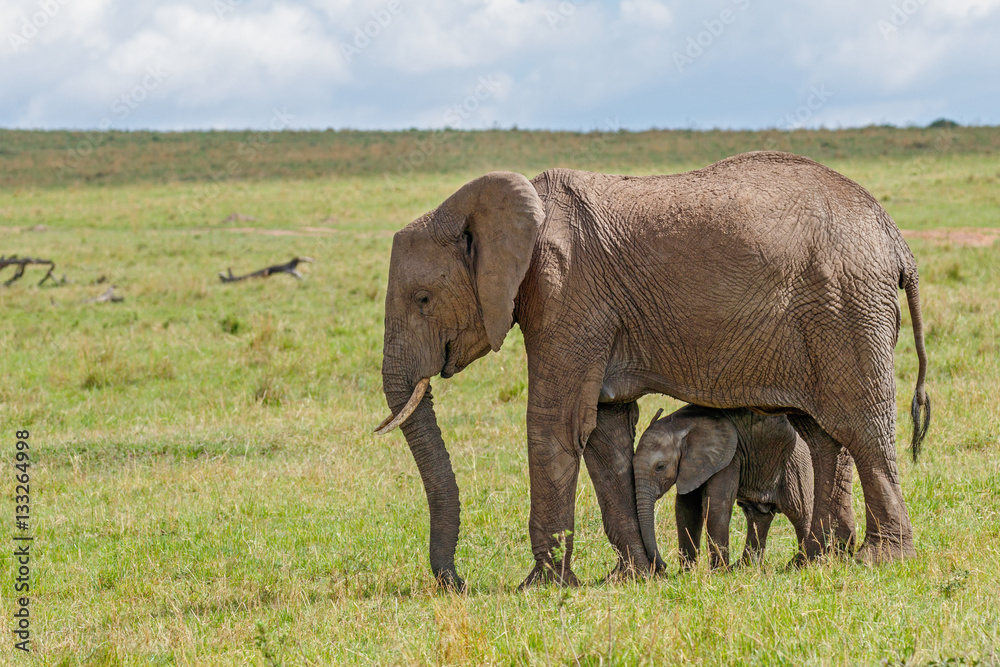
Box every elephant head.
[633,408,739,566]
[374,171,545,588]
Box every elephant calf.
[634,404,814,569]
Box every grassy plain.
[1,127,999,665]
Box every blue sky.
[2,0,999,131]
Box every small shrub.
[79,346,136,390]
[220,315,243,335]
[253,375,286,406]
[498,380,526,403]
[928,118,960,129]
[939,568,970,597]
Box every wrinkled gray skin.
[634,405,814,569]
[378,151,930,590]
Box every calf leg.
[675,489,704,568]
[739,504,776,566]
[703,463,740,569]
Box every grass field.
[1,128,999,665]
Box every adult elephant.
[375,151,930,590]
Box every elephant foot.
[854,535,916,565]
[736,552,766,569]
[803,527,857,561]
[783,551,809,571]
[833,527,858,555]
[517,562,579,590]
[434,568,466,593]
[678,557,698,573]
[603,558,660,584]
[709,559,733,573]
[611,549,664,579]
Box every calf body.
[634,404,814,568]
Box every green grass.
[0,129,998,665]
[2,125,999,189]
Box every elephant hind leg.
[739,504,776,566]
[823,403,915,563]
[583,401,657,577]
[788,414,857,558]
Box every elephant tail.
[900,267,931,462]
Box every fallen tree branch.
[222,212,258,223]
[0,255,56,287]
[219,257,314,283]
[86,286,124,303]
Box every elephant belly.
[599,366,743,409]
[737,486,779,510]
[737,499,777,515]
[598,370,681,404]
[598,376,645,403]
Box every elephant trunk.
[636,481,661,567]
[383,369,464,591]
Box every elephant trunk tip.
[376,377,430,435]
[637,491,662,569]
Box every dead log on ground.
[1,255,56,287]
[218,257,314,283]
[222,212,258,223]
[86,286,124,303]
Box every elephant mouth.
[441,340,457,379]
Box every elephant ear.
[648,407,665,429]
[438,172,544,351]
[676,419,739,495]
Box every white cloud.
[930,0,1000,20]
[620,0,672,27]
[0,0,998,130]
[376,0,560,74]
[127,3,347,106]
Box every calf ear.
[676,420,738,495]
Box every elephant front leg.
[703,465,739,570]
[675,489,704,568]
[583,402,658,578]
[519,418,582,589]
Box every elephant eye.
[414,290,432,312]
[654,462,666,473]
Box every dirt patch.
[220,227,340,237]
[0,225,48,233]
[902,228,1000,247]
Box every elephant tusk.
[374,377,430,435]
[373,411,396,433]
